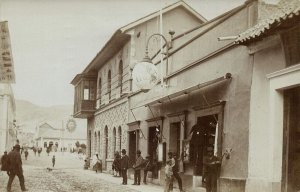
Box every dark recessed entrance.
[283,86,300,192]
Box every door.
[283,86,300,192]
[129,130,137,167]
[191,115,218,176]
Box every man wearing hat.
[7,144,28,192]
[120,149,129,185]
[132,150,144,185]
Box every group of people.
[1,144,28,192]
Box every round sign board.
[66,119,76,133]
[132,61,159,92]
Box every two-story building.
[72,0,297,191]
[235,0,300,191]
[71,1,206,172]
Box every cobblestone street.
[0,151,164,192]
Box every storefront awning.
[145,73,232,106]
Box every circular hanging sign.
[66,119,76,133]
[132,61,159,92]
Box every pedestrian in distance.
[120,149,129,185]
[92,153,102,173]
[6,144,28,192]
[33,147,37,156]
[24,150,29,160]
[52,155,55,167]
[143,155,153,184]
[169,153,184,192]
[164,160,174,192]
[46,147,50,156]
[1,151,9,176]
[132,150,144,185]
[37,147,42,157]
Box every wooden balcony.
[73,100,96,118]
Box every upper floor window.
[282,25,300,67]
[83,80,96,100]
[98,77,102,98]
[119,60,123,93]
[107,70,112,99]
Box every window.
[282,25,300,67]
[98,131,100,154]
[105,126,108,159]
[98,78,102,100]
[94,132,97,153]
[119,60,123,93]
[107,70,111,100]
[118,126,122,152]
[83,80,96,100]
[113,127,116,154]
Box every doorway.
[129,130,138,167]
[169,122,181,157]
[148,126,160,179]
[190,115,218,176]
[283,86,300,192]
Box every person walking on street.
[1,151,9,176]
[132,150,144,185]
[6,144,28,192]
[52,155,56,167]
[120,149,129,185]
[24,150,29,160]
[143,155,152,184]
[164,160,174,192]
[170,153,184,192]
[203,151,221,192]
[38,148,42,157]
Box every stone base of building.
[245,178,281,192]
[219,177,246,192]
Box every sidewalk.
[72,169,165,192]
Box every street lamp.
[132,33,172,92]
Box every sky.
[0,0,277,107]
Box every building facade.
[71,1,206,172]
[236,0,300,191]
[35,122,86,152]
[0,84,16,154]
[71,0,299,191]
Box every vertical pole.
[62,120,64,155]
[160,0,163,87]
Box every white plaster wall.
[246,42,286,191]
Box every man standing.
[120,149,129,185]
[203,151,221,192]
[170,153,184,192]
[6,144,28,192]
[143,155,152,184]
[132,150,143,185]
[52,155,56,167]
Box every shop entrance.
[190,115,218,176]
[283,86,300,192]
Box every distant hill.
[15,100,87,139]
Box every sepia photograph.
[0,0,299,191]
